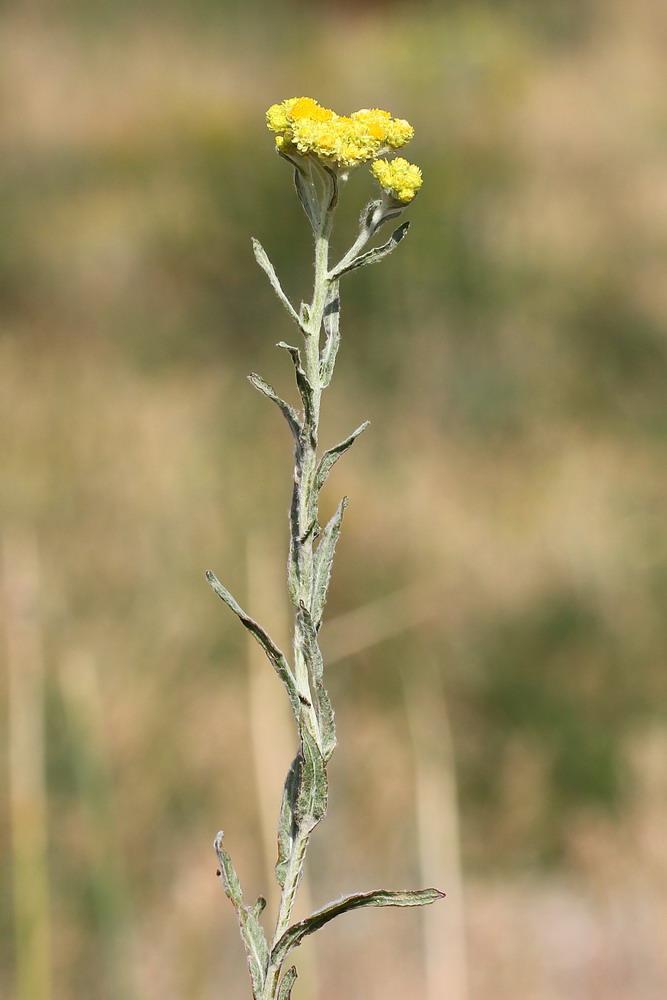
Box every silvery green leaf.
[214,831,242,906]
[363,199,383,230]
[296,605,336,759]
[315,422,370,492]
[251,239,301,327]
[277,967,298,1000]
[272,887,446,966]
[206,572,301,724]
[275,755,301,887]
[295,724,328,833]
[214,833,270,997]
[370,206,404,236]
[311,497,348,626]
[277,342,316,433]
[287,482,301,607]
[297,603,324,683]
[332,222,410,278]
[319,281,340,388]
[293,167,320,230]
[315,679,336,762]
[321,162,339,211]
[247,373,301,441]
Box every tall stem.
[263,184,335,1000]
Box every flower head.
[266,97,415,170]
[371,157,423,203]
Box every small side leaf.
[214,833,270,997]
[277,342,316,434]
[252,239,301,327]
[206,572,301,724]
[272,887,446,966]
[311,497,348,626]
[277,967,298,1000]
[275,754,301,888]
[293,168,320,230]
[332,222,410,278]
[315,423,370,492]
[319,281,340,388]
[248,373,301,441]
[297,605,336,761]
[296,724,328,834]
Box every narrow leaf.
[214,831,242,906]
[206,572,301,723]
[252,239,301,327]
[295,724,328,833]
[315,680,336,762]
[293,168,320,230]
[319,281,340,388]
[275,754,301,887]
[296,605,336,761]
[248,373,301,441]
[321,162,339,211]
[214,833,270,996]
[311,497,348,626]
[278,967,298,1000]
[370,206,403,236]
[277,342,316,433]
[273,887,446,965]
[332,222,410,278]
[315,422,370,492]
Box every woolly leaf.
[315,423,369,491]
[277,342,316,434]
[277,967,298,1000]
[206,572,301,724]
[214,833,270,997]
[332,222,410,278]
[319,281,341,388]
[272,887,446,967]
[311,498,348,626]
[275,754,301,888]
[252,239,301,327]
[248,373,300,441]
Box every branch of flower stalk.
[328,197,405,279]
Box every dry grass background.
[2,1,667,998]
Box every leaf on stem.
[296,724,328,834]
[319,281,340,388]
[293,167,320,231]
[332,222,410,279]
[248,373,301,441]
[251,239,302,328]
[311,497,348,626]
[277,342,316,434]
[206,572,301,724]
[320,162,339,211]
[315,422,370,492]
[272,887,446,966]
[214,832,269,997]
[297,604,336,760]
[275,754,301,887]
[277,967,298,1000]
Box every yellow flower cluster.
[266,97,414,169]
[371,157,423,203]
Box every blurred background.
[2,0,667,998]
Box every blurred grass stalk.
[4,527,52,1000]
[58,649,136,1000]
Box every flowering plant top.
[266,96,422,202]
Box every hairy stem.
[265,175,336,996]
